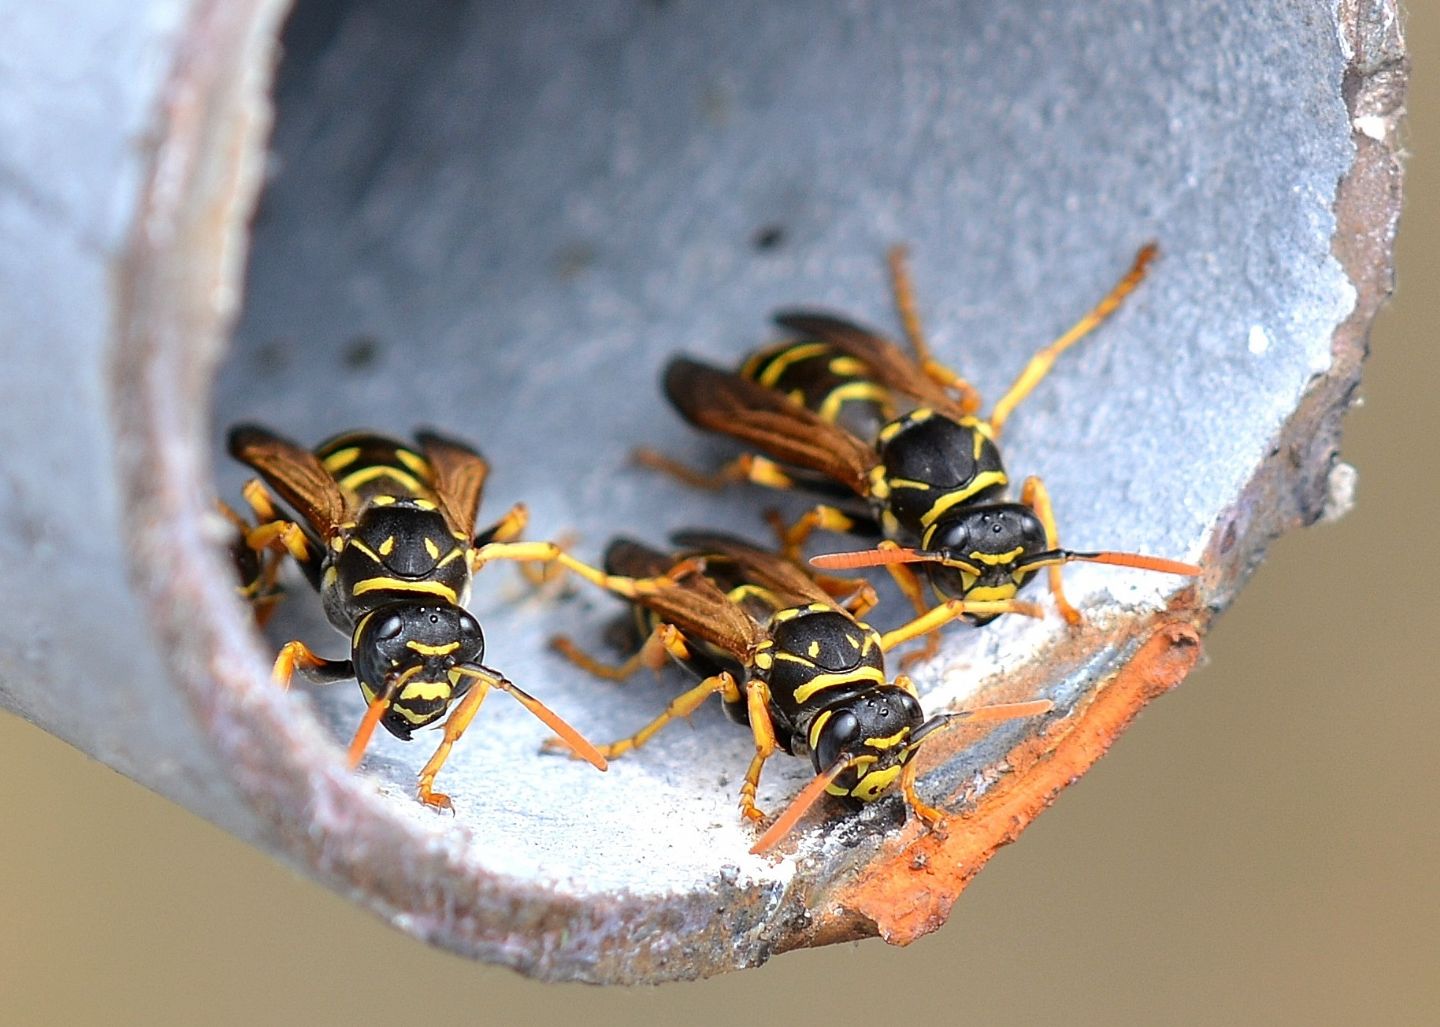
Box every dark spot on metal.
[753,224,785,251]
[343,335,380,370]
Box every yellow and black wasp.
[639,244,1199,659]
[228,425,622,809]
[547,531,1051,854]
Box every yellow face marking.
[755,342,830,388]
[850,764,903,802]
[395,448,431,477]
[398,679,452,703]
[352,578,458,602]
[378,536,396,557]
[321,446,362,473]
[389,698,443,724]
[917,470,1009,528]
[794,666,886,705]
[339,464,426,495]
[968,546,1024,567]
[864,728,911,750]
[818,381,890,422]
[406,640,460,656]
[424,538,441,560]
[962,584,1017,603]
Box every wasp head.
[351,603,485,738]
[808,687,926,807]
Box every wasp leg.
[812,573,880,618]
[471,540,701,599]
[738,679,779,823]
[1021,475,1081,626]
[414,670,492,811]
[218,499,285,626]
[888,244,983,415]
[272,641,354,691]
[545,669,742,762]
[634,448,799,492]
[899,752,949,832]
[881,596,1045,657]
[989,243,1157,434]
[550,622,686,682]
[765,504,858,562]
[473,501,528,546]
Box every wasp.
[547,531,1051,853]
[638,244,1200,659]
[227,425,625,809]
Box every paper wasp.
[546,531,1051,854]
[228,425,623,809]
[639,244,1200,658]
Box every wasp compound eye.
[816,710,861,769]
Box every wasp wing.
[669,530,838,609]
[773,311,968,420]
[228,424,348,537]
[415,430,490,536]
[663,357,879,497]
[604,536,768,662]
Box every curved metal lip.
[106,0,1398,985]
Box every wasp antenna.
[750,757,856,855]
[487,673,609,771]
[909,699,1053,747]
[346,665,421,769]
[809,547,935,570]
[1020,548,1200,576]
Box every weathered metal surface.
[0,0,1403,984]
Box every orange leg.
[550,622,687,682]
[880,596,1044,654]
[738,679,779,823]
[765,504,857,562]
[1021,475,1081,626]
[899,754,949,831]
[544,670,740,762]
[271,640,351,691]
[888,244,983,415]
[634,449,798,492]
[989,243,1157,434]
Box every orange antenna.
[809,547,941,570]
[1016,548,1200,576]
[452,665,609,771]
[346,665,421,769]
[910,698,1054,747]
[750,757,857,855]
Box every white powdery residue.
[1353,114,1388,141]
[1248,324,1272,355]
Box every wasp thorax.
[770,609,874,673]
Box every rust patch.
[828,620,1202,946]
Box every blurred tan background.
[3,13,1436,1027]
